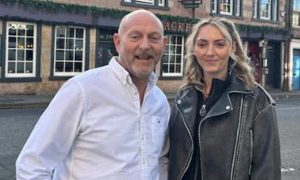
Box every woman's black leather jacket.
[168,75,281,180]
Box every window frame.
[5,21,37,78]
[161,35,185,78]
[211,0,241,17]
[121,0,168,9]
[253,0,278,21]
[293,0,300,26]
[52,25,87,77]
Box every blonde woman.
[168,18,281,180]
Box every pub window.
[212,0,241,16]
[161,35,184,77]
[5,22,37,78]
[293,0,300,26]
[253,0,278,21]
[121,0,167,8]
[54,26,86,76]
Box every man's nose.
[139,37,151,49]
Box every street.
[277,97,300,180]
[1,97,300,180]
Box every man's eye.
[129,34,140,40]
[131,35,138,39]
[151,36,160,42]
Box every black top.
[183,73,231,180]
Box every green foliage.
[0,0,287,34]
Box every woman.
[168,18,281,180]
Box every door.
[292,55,300,90]
[248,41,261,83]
[96,29,118,67]
[96,43,117,67]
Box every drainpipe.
[192,0,195,18]
[283,0,292,91]
[259,39,268,88]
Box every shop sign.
[163,21,192,33]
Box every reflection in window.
[253,0,278,21]
[54,26,85,76]
[5,22,36,77]
[162,35,184,77]
[293,0,300,26]
[122,0,166,7]
[212,0,240,16]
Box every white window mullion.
[5,22,36,78]
[235,0,240,16]
[158,0,165,6]
[253,0,258,18]
[212,0,217,13]
[54,26,85,76]
[162,35,184,77]
[136,0,154,5]
[272,0,278,21]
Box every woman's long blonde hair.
[182,17,255,91]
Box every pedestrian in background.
[168,17,281,180]
[16,9,170,180]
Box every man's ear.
[113,33,121,53]
[163,36,168,48]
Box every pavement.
[0,89,300,109]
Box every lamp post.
[259,39,268,88]
[180,0,202,18]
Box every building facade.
[0,0,290,95]
[288,0,300,91]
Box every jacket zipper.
[248,129,253,175]
[230,96,244,180]
[176,104,194,180]
[198,94,232,180]
[199,104,206,117]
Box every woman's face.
[194,24,235,80]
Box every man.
[16,9,170,180]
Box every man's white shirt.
[16,57,170,180]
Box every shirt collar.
[109,57,157,87]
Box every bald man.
[16,9,170,180]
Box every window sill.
[49,76,73,81]
[159,76,183,80]
[210,13,243,20]
[0,77,42,83]
[120,2,169,11]
[251,18,280,24]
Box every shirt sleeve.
[16,79,85,180]
[159,102,170,180]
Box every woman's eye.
[197,43,206,48]
[215,43,225,48]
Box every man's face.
[113,13,167,80]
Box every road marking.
[281,167,295,172]
[277,107,300,110]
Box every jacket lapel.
[176,87,199,137]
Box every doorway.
[96,29,118,67]
[292,49,300,90]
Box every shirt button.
[226,105,230,110]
